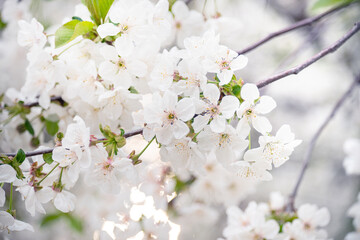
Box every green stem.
[0,182,4,188]
[37,163,60,185]
[36,124,46,138]
[192,131,201,141]
[57,39,83,57]
[8,183,13,211]
[207,81,219,84]
[136,137,155,159]
[58,167,64,185]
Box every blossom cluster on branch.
[0,0,359,239]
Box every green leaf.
[70,21,94,42]
[40,213,63,227]
[14,149,26,165]
[43,153,54,164]
[24,119,35,136]
[55,20,79,48]
[232,85,241,97]
[64,213,84,233]
[83,0,114,26]
[45,114,60,136]
[55,20,94,48]
[312,0,355,9]
[72,16,83,21]
[41,212,83,233]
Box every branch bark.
[238,3,352,55]
[257,21,360,89]
[1,128,143,158]
[286,76,360,212]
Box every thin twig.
[24,96,66,108]
[286,76,360,212]
[238,3,352,55]
[257,22,360,89]
[1,128,143,158]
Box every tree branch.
[286,76,360,212]
[24,96,66,108]
[257,21,360,89]
[1,128,143,158]
[238,3,352,55]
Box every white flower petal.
[203,84,220,104]
[176,98,195,121]
[241,83,259,102]
[192,115,210,133]
[218,70,233,85]
[210,116,226,133]
[219,95,239,118]
[0,165,17,183]
[97,23,120,38]
[255,96,276,114]
[114,35,134,57]
[230,54,248,70]
[252,116,272,134]
[172,120,189,139]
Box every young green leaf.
[43,153,54,164]
[83,0,114,26]
[14,149,26,165]
[55,20,94,48]
[24,118,35,136]
[45,114,60,136]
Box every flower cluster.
[222,192,331,240]
[0,0,306,238]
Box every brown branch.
[1,128,143,158]
[286,76,360,212]
[24,96,66,108]
[257,21,360,89]
[238,3,352,55]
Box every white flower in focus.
[204,46,248,85]
[17,18,46,49]
[172,59,207,98]
[52,116,91,168]
[236,83,276,134]
[98,45,147,89]
[15,179,53,216]
[245,124,302,169]
[197,125,248,166]
[97,0,152,56]
[193,84,239,133]
[85,145,137,194]
[343,138,360,175]
[53,189,76,213]
[143,91,195,145]
[149,49,178,91]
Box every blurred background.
[0,0,359,239]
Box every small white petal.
[219,95,239,118]
[230,55,248,70]
[241,83,259,102]
[255,96,276,114]
[0,165,17,183]
[203,84,220,104]
[252,116,272,134]
[97,23,120,38]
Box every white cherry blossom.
[237,83,276,134]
